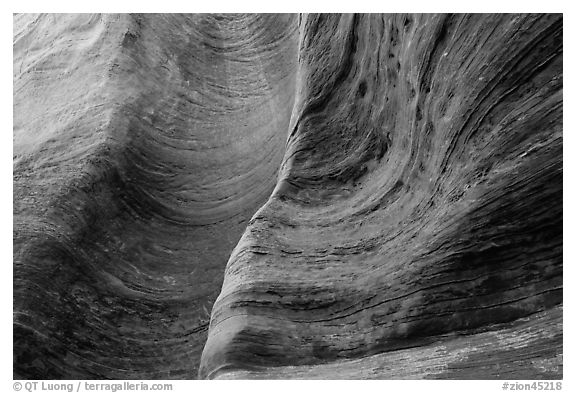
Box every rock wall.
[199,14,563,379]
[13,13,562,380]
[13,13,297,379]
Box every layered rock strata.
[199,13,563,379]
[13,13,562,380]
[13,13,298,379]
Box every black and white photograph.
[9,4,569,390]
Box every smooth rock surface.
[13,13,562,380]
[199,14,563,379]
[13,13,297,379]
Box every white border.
[3,4,572,391]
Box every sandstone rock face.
[13,13,297,379]
[199,14,562,379]
[14,13,562,380]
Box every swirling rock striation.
[13,13,298,379]
[13,13,562,380]
[199,14,563,379]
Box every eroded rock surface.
[199,14,563,379]
[13,13,297,379]
[14,13,562,380]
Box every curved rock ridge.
[13,13,562,380]
[199,14,563,379]
[13,13,298,379]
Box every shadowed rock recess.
[13,13,562,380]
